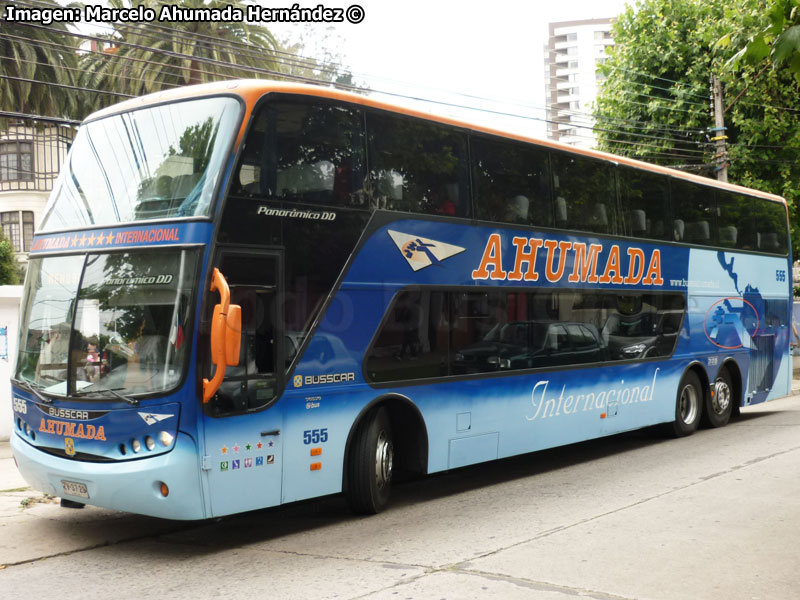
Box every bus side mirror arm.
[203,268,242,403]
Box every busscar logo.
[295,373,355,387]
[388,230,465,272]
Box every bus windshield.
[15,249,200,399]
[39,96,241,231]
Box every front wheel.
[666,370,703,438]
[703,367,734,428]
[346,406,394,514]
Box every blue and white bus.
[9,80,792,518]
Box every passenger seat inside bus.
[555,197,568,228]
[760,232,780,252]
[673,219,685,241]
[718,225,737,247]
[629,209,647,237]
[685,220,710,243]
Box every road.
[2,394,800,600]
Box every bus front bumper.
[10,432,206,520]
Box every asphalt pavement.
[0,379,800,600]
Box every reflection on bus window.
[367,112,470,217]
[366,288,685,383]
[551,153,616,235]
[16,250,200,398]
[230,99,367,209]
[40,97,240,230]
[472,136,552,227]
[618,167,671,241]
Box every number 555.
[303,428,328,444]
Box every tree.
[0,0,80,118]
[79,0,281,114]
[594,0,800,255]
[0,231,22,285]
[724,0,800,84]
[277,25,363,92]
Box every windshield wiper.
[72,388,139,406]
[14,380,53,405]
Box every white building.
[0,118,74,440]
[544,18,615,149]
[0,119,75,266]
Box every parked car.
[602,309,683,360]
[453,320,605,374]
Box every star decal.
[87,233,96,245]
[256,442,263,450]
[245,443,252,451]
[221,446,228,455]
[233,444,240,453]
[268,440,274,448]
[106,232,114,244]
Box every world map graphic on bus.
[703,254,761,350]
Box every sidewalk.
[0,439,26,491]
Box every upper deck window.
[230,98,367,210]
[367,112,470,217]
[39,96,241,231]
[472,135,552,227]
[551,152,616,235]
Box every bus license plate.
[61,480,89,499]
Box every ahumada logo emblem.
[388,230,465,271]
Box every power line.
[0,111,80,126]
[0,31,262,89]
[5,18,797,165]
[0,73,133,99]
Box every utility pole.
[710,76,728,182]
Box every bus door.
[202,251,285,516]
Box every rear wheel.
[346,406,394,514]
[666,370,703,437]
[703,367,734,428]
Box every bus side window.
[550,153,616,235]
[471,136,553,228]
[672,179,716,247]
[230,99,366,209]
[618,167,671,241]
[366,112,470,217]
[755,198,789,255]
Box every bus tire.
[667,370,703,438]
[346,406,394,514]
[703,367,733,428]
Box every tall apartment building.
[544,18,615,149]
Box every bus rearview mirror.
[203,268,242,403]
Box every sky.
[268,0,633,137]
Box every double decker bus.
[9,80,791,519]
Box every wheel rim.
[713,378,731,415]
[679,383,699,425]
[375,430,393,490]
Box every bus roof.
[86,79,786,206]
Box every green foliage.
[595,0,800,257]
[0,232,21,285]
[278,25,353,87]
[727,0,800,83]
[0,0,81,118]
[78,0,281,115]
